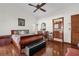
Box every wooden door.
[71,14,79,45]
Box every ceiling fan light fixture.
[28,3,46,13]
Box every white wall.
[1,4,79,43]
[0,5,37,35]
[37,7,79,43]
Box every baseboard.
[48,40,72,45]
[63,42,71,45]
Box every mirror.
[41,23,46,31]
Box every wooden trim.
[71,15,72,45]
[71,14,79,16]
[53,17,64,20]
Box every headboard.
[11,30,29,35]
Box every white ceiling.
[0,3,79,19]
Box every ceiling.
[0,3,79,19]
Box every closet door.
[71,14,79,45]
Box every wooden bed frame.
[11,30,43,49]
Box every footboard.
[20,34,43,49]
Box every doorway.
[52,17,64,42]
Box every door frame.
[52,17,64,42]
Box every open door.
[52,17,64,42]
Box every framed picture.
[41,23,46,30]
[18,18,25,26]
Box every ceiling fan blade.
[39,3,46,7]
[40,8,46,12]
[28,4,36,7]
[33,9,38,12]
[28,3,46,13]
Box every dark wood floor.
[0,43,20,56]
[33,40,78,56]
[0,40,78,56]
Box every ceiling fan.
[28,3,46,13]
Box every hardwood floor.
[0,43,19,56]
[0,40,78,56]
[33,40,77,56]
